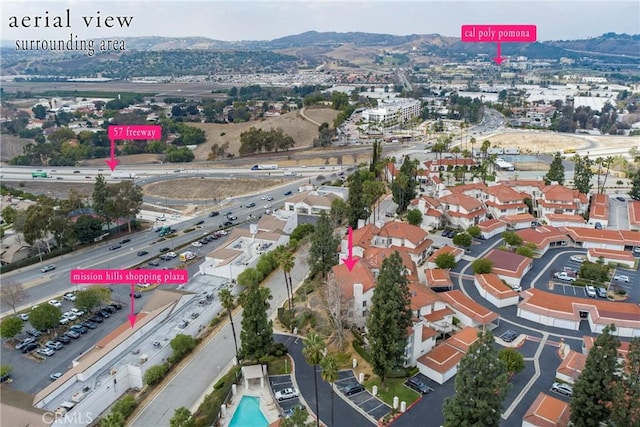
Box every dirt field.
[191,107,338,161]
[485,130,639,153]
[142,177,287,200]
[3,182,94,199]
[0,135,33,162]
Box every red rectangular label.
[108,125,161,140]
[461,25,537,42]
[70,269,188,284]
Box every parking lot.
[269,374,304,416]
[610,265,639,301]
[334,370,391,421]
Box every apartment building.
[361,98,421,129]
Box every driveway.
[333,370,391,421]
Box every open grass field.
[142,177,286,200]
[190,107,338,161]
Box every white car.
[554,272,576,282]
[48,300,62,308]
[70,308,85,316]
[191,242,203,247]
[614,275,630,283]
[37,347,55,357]
[166,252,177,258]
[63,312,77,321]
[275,387,299,401]
[63,293,76,301]
[59,317,70,325]
[264,204,272,209]
[18,313,29,321]
[260,196,268,200]
[570,255,586,263]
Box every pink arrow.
[341,226,359,272]
[493,42,505,65]
[105,138,120,171]
[128,283,137,328]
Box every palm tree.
[320,353,339,427]
[303,333,326,427]
[276,247,295,312]
[218,289,239,361]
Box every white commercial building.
[361,98,421,129]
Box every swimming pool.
[228,396,268,427]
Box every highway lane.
[0,180,305,316]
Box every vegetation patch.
[363,376,420,407]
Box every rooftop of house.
[522,392,571,427]
[486,183,526,202]
[428,246,464,263]
[331,262,376,300]
[363,247,417,275]
[425,268,453,287]
[351,224,380,249]
[438,290,499,325]
[516,226,568,248]
[589,193,609,220]
[474,273,518,299]
[439,193,484,212]
[587,247,635,261]
[285,190,339,208]
[477,218,505,232]
[557,350,586,381]
[408,282,441,311]
[628,201,640,226]
[565,227,640,246]
[377,221,429,246]
[484,249,533,277]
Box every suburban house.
[565,228,640,251]
[384,162,399,183]
[437,290,499,329]
[536,185,588,223]
[473,273,520,308]
[427,246,464,269]
[587,193,609,229]
[516,226,570,256]
[330,262,376,329]
[522,393,571,427]
[439,193,487,229]
[425,268,454,291]
[284,190,341,221]
[484,249,533,288]
[416,326,480,384]
[555,350,586,385]
[198,229,289,279]
[361,247,418,280]
[502,213,537,230]
[628,201,640,231]
[256,210,297,235]
[409,196,445,232]
[404,284,443,366]
[484,184,529,219]
[477,219,507,239]
[586,248,636,268]
[517,288,640,337]
[545,213,587,228]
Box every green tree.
[579,261,611,283]
[0,365,12,378]
[170,407,195,427]
[275,247,295,312]
[498,348,525,377]
[611,337,640,427]
[471,258,493,274]
[144,364,168,386]
[434,253,457,269]
[29,304,61,331]
[32,104,47,119]
[0,317,23,341]
[239,282,273,361]
[346,170,367,229]
[502,231,523,247]
[515,246,535,258]
[281,407,313,427]
[101,411,125,427]
[443,330,510,427]
[543,152,565,185]
[466,225,481,238]
[73,215,104,243]
[367,251,412,384]
[329,198,348,228]
[92,174,113,231]
[573,155,593,194]
[0,282,28,314]
[110,181,144,233]
[1,206,17,224]
[219,289,239,360]
[303,332,326,427]
[75,287,111,312]
[452,232,472,248]
[571,324,621,426]
[308,212,340,278]
[406,209,423,226]
[391,157,417,213]
[629,172,640,201]
[170,334,197,359]
[320,352,340,427]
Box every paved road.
[129,248,309,426]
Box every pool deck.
[220,382,282,427]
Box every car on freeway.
[554,272,576,282]
[275,388,299,401]
[406,377,433,394]
[119,238,131,244]
[45,340,63,350]
[342,383,365,396]
[614,275,630,283]
[63,293,76,301]
[260,196,269,200]
[148,260,160,267]
[264,203,272,209]
[56,335,71,344]
[17,313,29,321]
[194,220,205,226]
[596,287,607,298]
[551,382,573,397]
[160,254,172,261]
[109,244,121,250]
[284,191,292,196]
[137,250,149,256]
[48,299,62,308]
[500,330,519,343]
[199,238,209,245]
[209,211,220,217]
[50,372,63,381]
[130,292,142,298]
[223,221,233,227]
[37,347,55,357]
[191,241,203,247]
[570,255,586,263]
[159,247,171,252]
[227,215,238,221]
[266,196,273,201]
[41,264,56,273]
[246,202,256,208]
[65,330,81,339]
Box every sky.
[1,0,639,42]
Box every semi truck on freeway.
[251,164,278,170]
[32,171,50,178]
[111,172,137,179]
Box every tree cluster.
[544,152,565,185]
[308,212,340,277]
[239,127,295,155]
[92,175,144,234]
[391,156,418,213]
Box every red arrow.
[493,42,505,65]
[128,283,137,328]
[105,138,120,171]
[341,226,359,272]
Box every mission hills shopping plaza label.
[70,269,188,285]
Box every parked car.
[59,317,70,325]
[41,264,56,273]
[62,312,77,321]
[17,313,29,321]
[48,299,62,308]
[585,285,597,298]
[37,347,55,357]
[65,330,81,339]
[554,272,576,282]
[614,275,630,283]
[110,303,123,310]
[500,330,519,343]
[98,309,111,318]
[137,250,149,256]
[563,267,578,276]
[89,315,104,323]
[406,377,433,394]
[63,293,76,301]
[15,338,36,350]
[616,196,626,202]
[81,321,98,329]
[70,308,85,317]
[283,404,306,418]
[342,383,365,396]
[109,244,121,251]
[26,328,42,337]
[596,287,607,298]
[56,335,71,344]
[570,255,586,263]
[275,387,299,401]
[551,382,573,397]
[104,306,117,314]
[45,341,63,350]
[70,325,88,334]
[22,342,38,353]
